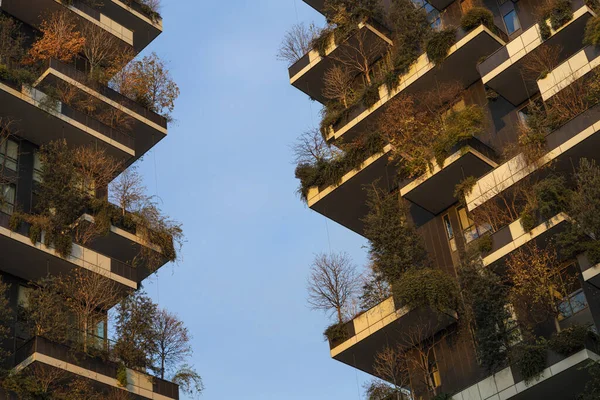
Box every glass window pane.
[503,10,521,34]
[443,215,454,239]
[6,140,17,160]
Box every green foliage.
[580,360,600,400]
[319,102,346,138]
[460,7,495,33]
[363,186,429,283]
[295,132,385,201]
[116,363,128,387]
[54,233,73,258]
[433,106,486,167]
[114,291,159,370]
[323,0,384,24]
[548,325,593,356]
[533,175,570,221]
[425,28,456,66]
[393,267,460,317]
[312,28,334,56]
[584,16,600,46]
[519,206,537,232]
[362,82,380,108]
[359,269,391,311]
[476,234,493,253]
[539,20,552,41]
[512,341,548,384]
[460,261,514,373]
[171,364,205,398]
[548,0,574,30]
[454,177,478,206]
[323,322,350,343]
[0,277,13,363]
[8,212,22,231]
[28,223,42,244]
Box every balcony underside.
[400,145,497,215]
[36,66,167,160]
[290,23,391,104]
[328,26,504,144]
[0,213,137,292]
[0,82,134,163]
[332,306,456,379]
[483,213,570,267]
[302,0,325,14]
[428,0,454,10]
[480,5,593,106]
[98,0,163,52]
[308,146,396,236]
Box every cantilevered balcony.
[482,213,570,267]
[306,145,396,236]
[538,46,600,102]
[0,76,135,163]
[97,0,163,52]
[289,21,392,104]
[450,346,599,400]
[428,0,454,10]
[479,1,594,106]
[0,212,138,291]
[79,213,170,283]
[399,138,497,215]
[14,336,179,400]
[0,0,134,48]
[324,25,504,144]
[303,0,325,14]
[35,59,168,159]
[329,297,456,378]
[465,103,600,212]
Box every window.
[457,207,492,243]
[0,184,15,215]
[555,263,588,321]
[443,214,457,252]
[33,150,43,183]
[423,351,441,390]
[0,139,18,172]
[503,10,521,35]
[412,0,442,30]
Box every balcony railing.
[323,24,505,144]
[14,335,179,399]
[44,58,167,129]
[478,0,594,106]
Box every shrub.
[548,325,593,356]
[549,0,573,30]
[476,234,493,253]
[393,267,460,317]
[29,224,42,245]
[512,342,548,384]
[460,7,495,32]
[311,28,334,56]
[533,175,570,220]
[116,363,128,387]
[54,233,73,258]
[426,28,456,65]
[362,83,380,108]
[323,322,349,344]
[520,207,537,232]
[584,16,600,46]
[8,212,22,232]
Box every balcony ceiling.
[309,151,397,237]
[428,0,454,10]
[333,307,456,379]
[303,0,325,14]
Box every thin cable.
[293,0,299,22]
[153,149,159,197]
[324,217,333,255]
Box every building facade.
[0,0,180,398]
[288,0,600,399]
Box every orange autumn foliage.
[27,11,85,64]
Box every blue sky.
[133,0,374,398]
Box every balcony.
[465,102,600,212]
[329,297,456,378]
[0,0,134,48]
[538,46,600,102]
[0,212,138,291]
[482,213,570,267]
[450,346,599,400]
[428,0,454,10]
[14,336,179,399]
[289,21,392,104]
[479,2,594,106]
[97,0,163,52]
[79,212,170,282]
[325,25,504,144]
[303,0,325,14]
[35,59,168,159]
[306,145,396,236]
[399,139,497,215]
[0,75,135,163]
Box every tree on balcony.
[277,23,321,66]
[27,10,85,64]
[0,14,25,66]
[364,346,411,400]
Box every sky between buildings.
[130,0,374,398]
